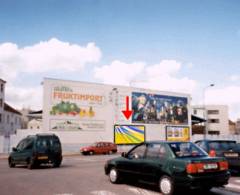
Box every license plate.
[38,156,48,160]
[204,163,218,170]
[224,153,239,158]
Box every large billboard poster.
[48,85,106,131]
[132,92,188,124]
[114,125,145,145]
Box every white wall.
[0,80,5,133]
[43,78,191,145]
[3,111,21,134]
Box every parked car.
[105,141,230,195]
[80,142,117,155]
[8,134,62,169]
[195,140,240,170]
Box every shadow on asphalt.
[230,169,240,177]
[122,180,221,195]
[11,163,73,170]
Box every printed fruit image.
[80,109,87,117]
[88,106,95,117]
[50,101,80,116]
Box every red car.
[80,142,117,155]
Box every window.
[0,114,1,123]
[1,84,3,92]
[207,110,219,115]
[0,99,2,107]
[36,138,49,150]
[146,144,161,159]
[7,115,9,124]
[17,139,27,150]
[146,144,167,159]
[193,109,197,115]
[23,139,34,150]
[208,131,220,135]
[209,141,236,150]
[169,142,207,158]
[195,141,207,151]
[128,144,147,159]
[208,119,220,123]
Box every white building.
[236,119,240,134]
[192,105,229,135]
[0,79,5,132]
[0,79,22,136]
[28,119,42,130]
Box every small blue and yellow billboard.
[114,125,145,145]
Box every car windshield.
[209,141,236,151]
[169,142,207,158]
[92,143,98,147]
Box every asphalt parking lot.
[0,154,240,195]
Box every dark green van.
[8,134,62,169]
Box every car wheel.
[53,160,61,168]
[89,151,94,155]
[109,167,121,184]
[159,175,174,195]
[27,158,35,169]
[8,158,15,168]
[108,150,113,155]
[201,186,212,192]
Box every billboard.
[132,92,188,124]
[166,126,190,141]
[47,84,107,131]
[114,125,145,145]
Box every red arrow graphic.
[122,96,133,120]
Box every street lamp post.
[203,84,215,139]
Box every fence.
[1,130,240,154]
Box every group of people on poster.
[132,92,188,124]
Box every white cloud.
[5,84,42,110]
[229,75,240,82]
[205,86,240,120]
[0,38,102,79]
[186,62,194,69]
[94,59,197,94]
[0,38,101,110]
[146,60,181,77]
[94,60,146,85]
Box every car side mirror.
[12,147,17,152]
[121,152,127,158]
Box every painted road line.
[127,187,160,195]
[225,183,240,190]
[91,190,118,195]
[63,158,106,162]
[213,188,240,195]
[234,179,240,183]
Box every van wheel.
[200,186,212,192]
[53,160,61,168]
[159,175,174,195]
[8,158,15,168]
[108,150,113,155]
[109,167,121,184]
[27,158,35,169]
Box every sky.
[0,0,240,120]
